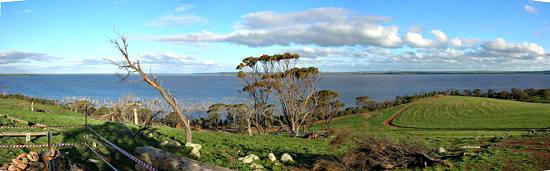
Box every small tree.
[225,104,251,134]
[237,53,319,136]
[206,103,226,129]
[311,90,343,130]
[487,89,496,98]
[107,33,193,143]
[473,89,482,97]
[462,90,472,96]
[355,96,374,110]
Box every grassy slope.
[0,98,345,170]
[310,96,549,170]
[393,96,550,129]
[310,105,406,131]
[2,96,549,170]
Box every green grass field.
[1,96,550,170]
[0,98,346,170]
[392,96,550,129]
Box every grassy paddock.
[393,96,550,129]
[1,96,549,170]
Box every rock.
[267,153,277,162]
[135,146,233,171]
[185,143,202,150]
[185,143,202,158]
[161,140,182,147]
[170,141,182,147]
[250,163,264,170]
[160,140,169,146]
[437,147,446,154]
[238,154,260,164]
[280,153,294,163]
[190,148,201,158]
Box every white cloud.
[409,25,422,33]
[404,32,434,48]
[404,30,449,48]
[451,38,462,47]
[147,4,207,27]
[524,5,539,13]
[173,4,193,13]
[134,52,231,73]
[0,50,52,64]
[431,30,448,42]
[150,7,403,48]
[534,0,550,3]
[481,38,545,55]
[283,46,369,59]
[147,15,207,27]
[146,7,549,71]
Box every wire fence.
[0,113,159,171]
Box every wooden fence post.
[25,133,31,142]
[134,108,139,125]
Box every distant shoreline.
[2,70,550,76]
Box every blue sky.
[0,0,549,73]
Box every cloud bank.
[147,7,548,71]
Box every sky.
[0,0,549,73]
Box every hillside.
[0,98,343,170]
[2,96,550,170]
[391,96,550,129]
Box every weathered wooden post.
[48,130,52,148]
[85,108,88,126]
[25,133,31,142]
[133,108,139,125]
[31,101,34,112]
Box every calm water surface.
[2,74,550,105]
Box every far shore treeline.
[3,87,550,131]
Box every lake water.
[2,73,550,106]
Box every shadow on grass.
[61,122,166,170]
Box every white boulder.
[185,143,202,158]
[250,163,264,170]
[280,153,293,163]
[437,147,446,154]
[267,153,277,162]
[185,143,202,150]
[238,154,260,164]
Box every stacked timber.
[6,148,67,171]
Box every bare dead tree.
[106,33,193,143]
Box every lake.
[2,73,550,106]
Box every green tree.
[310,90,343,130]
[237,53,319,136]
[355,96,371,109]
[206,103,226,129]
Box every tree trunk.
[133,108,139,125]
[246,118,252,136]
[254,124,265,135]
